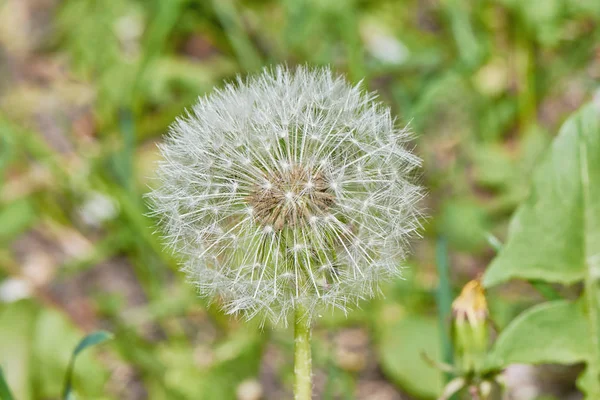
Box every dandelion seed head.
[149,65,422,325]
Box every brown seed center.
[247,164,335,230]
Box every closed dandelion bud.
[452,279,489,374]
[149,65,422,325]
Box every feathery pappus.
[148,65,423,325]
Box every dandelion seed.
[148,65,422,325]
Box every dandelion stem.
[294,305,312,400]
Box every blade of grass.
[4,117,172,299]
[0,127,16,187]
[131,0,185,106]
[513,21,536,133]
[109,108,136,193]
[335,2,366,83]
[442,0,483,69]
[211,0,262,71]
[62,331,113,400]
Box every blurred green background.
[0,0,599,399]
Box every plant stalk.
[581,141,600,397]
[294,305,312,400]
[435,237,454,383]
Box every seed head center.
[248,164,335,230]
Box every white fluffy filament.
[149,65,422,325]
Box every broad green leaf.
[487,301,589,369]
[483,103,600,398]
[0,301,38,400]
[484,103,600,287]
[376,314,443,399]
[578,366,595,399]
[63,331,113,400]
[0,366,15,400]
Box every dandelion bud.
[149,65,422,325]
[452,279,489,374]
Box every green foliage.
[0,200,36,244]
[484,103,600,398]
[1,0,599,398]
[484,104,600,286]
[0,302,37,399]
[0,367,14,400]
[157,330,264,399]
[63,331,113,400]
[0,302,111,400]
[487,301,589,367]
[438,200,492,252]
[376,314,443,399]
[32,308,110,398]
[435,238,454,375]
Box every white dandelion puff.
[148,65,423,325]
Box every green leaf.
[578,365,595,400]
[32,310,110,399]
[484,103,600,287]
[0,366,15,400]
[483,103,600,397]
[0,301,38,399]
[0,200,36,243]
[71,331,114,358]
[376,314,443,399]
[63,331,113,400]
[487,301,589,369]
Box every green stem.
[294,306,312,400]
[435,237,455,385]
[581,140,600,396]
